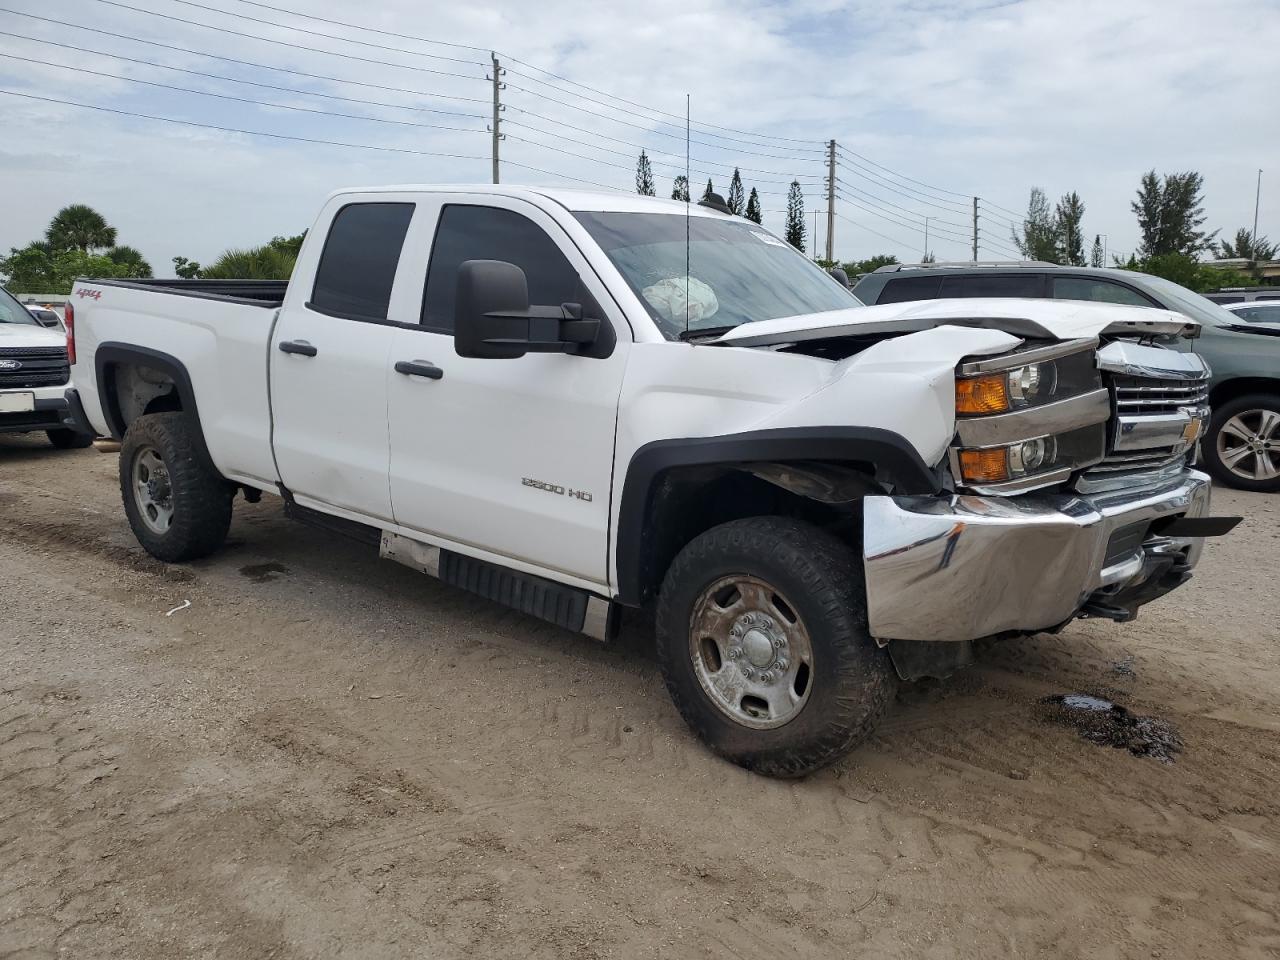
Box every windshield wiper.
[677,325,737,342]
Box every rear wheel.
[1202,394,1280,493]
[46,428,93,449]
[119,412,232,562]
[656,516,895,778]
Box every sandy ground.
[1,433,1278,960]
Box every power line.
[0,9,491,105]
[210,0,826,150]
[833,211,919,252]
[0,88,491,161]
[834,177,970,232]
[0,53,489,135]
[504,106,824,180]
[503,79,826,162]
[216,0,491,54]
[1,31,486,120]
[166,0,483,66]
[834,190,971,244]
[89,0,488,81]
[502,117,818,189]
[836,145,971,200]
[836,156,970,212]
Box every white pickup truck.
[67,185,1237,776]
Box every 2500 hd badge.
[522,477,593,502]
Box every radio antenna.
[685,92,690,336]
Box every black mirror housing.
[454,259,615,360]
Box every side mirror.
[828,267,850,288]
[454,259,610,359]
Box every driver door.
[385,196,631,590]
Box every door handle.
[394,360,444,380]
[278,339,318,357]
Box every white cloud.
[0,0,1277,269]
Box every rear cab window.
[309,202,416,322]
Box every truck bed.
[82,278,288,308]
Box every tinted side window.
[877,275,942,304]
[422,205,579,333]
[1236,304,1280,322]
[939,274,1043,298]
[1052,276,1156,307]
[310,202,415,321]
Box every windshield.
[1134,273,1246,328]
[0,287,39,326]
[574,211,858,339]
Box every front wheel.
[119,412,233,562]
[656,517,895,778]
[1202,394,1280,493]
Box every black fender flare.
[94,342,217,471]
[613,426,942,606]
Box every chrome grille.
[0,347,70,390]
[1113,376,1210,414]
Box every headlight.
[955,362,1057,415]
[957,436,1059,485]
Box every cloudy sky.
[1,0,1277,273]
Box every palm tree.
[104,245,153,278]
[201,244,296,280]
[46,204,117,253]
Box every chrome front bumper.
[862,470,1213,643]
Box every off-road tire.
[119,412,232,562]
[1202,393,1280,493]
[656,516,895,778]
[46,428,93,449]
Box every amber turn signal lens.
[958,448,1010,484]
[955,374,1010,415]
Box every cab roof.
[330,184,733,218]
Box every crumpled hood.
[715,297,1199,346]
[0,321,65,348]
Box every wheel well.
[634,463,875,607]
[1210,377,1280,409]
[106,362,183,432]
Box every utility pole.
[825,139,836,263]
[1254,168,1263,248]
[489,52,504,184]
[972,197,979,261]
[812,209,819,261]
[923,216,930,262]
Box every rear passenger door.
[270,198,415,522]
[938,273,1047,299]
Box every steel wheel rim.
[132,445,175,535]
[688,575,815,730]
[1217,409,1280,482]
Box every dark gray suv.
[853,263,1280,492]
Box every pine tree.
[745,188,762,224]
[1214,228,1277,261]
[1055,191,1086,266]
[635,151,655,196]
[784,180,806,252]
[1132,170,1216,258]
[1090,234,1104,267]
[1011,187,1061,263]
[702,179,714,201]
[727,169,744,215]
[671,175,690,202]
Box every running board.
[379,532,617,642]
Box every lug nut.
[760,671,774,683]
[728,647,743,659]
[775,658,789,671]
